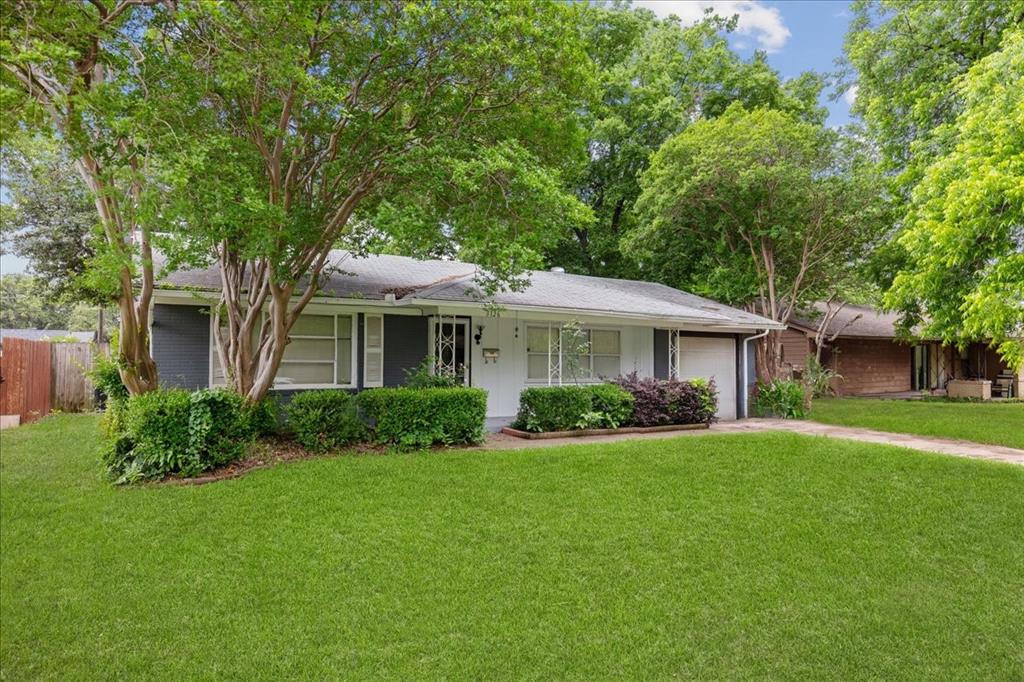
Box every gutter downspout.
[741,328,771,419]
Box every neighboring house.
[0,329,95,350]
[777,303,1019,397]
[151,252,783,422]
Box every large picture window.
[526,324,620,384]
[211,312,357,389]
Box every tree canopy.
[146,0,594,401]
[885,28,1024,369]
[0,140,100,302]
[543,4,827,279]
[629,104,889,379]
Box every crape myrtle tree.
[543,3,826,279]
[154,1,593,402]
[1,0,173,394]
[885,29,1024,370]
[629,105,889,381]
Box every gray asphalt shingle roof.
[158,251,779,329]
[791,303,905,339]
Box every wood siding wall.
[779,329,812,370]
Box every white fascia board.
[151,288,423,316]
[402,297,784,331]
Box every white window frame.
[525,323,622,385]
[363,313,384,388]
[208,309,359,391]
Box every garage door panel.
[677,336,736,420]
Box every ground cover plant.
[2,414,1021,679]
[809,398,1024,450]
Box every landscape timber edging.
[500,423,710,440]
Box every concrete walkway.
[483,418,1024,466]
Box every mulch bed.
[162,436,385,486]
[500,423,709,440]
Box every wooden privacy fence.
[0,339,108,426]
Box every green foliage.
[586,383,635,429]
[545,5,826,278]
[286,391,365,454]
[803,356,841,399]
[358,387,487,448]
[841,0,1021,190]
[0,274,71,329]
[752,380,808,420]
[402,357,462,389]
[0,139,104,303]
[102,388,252,482]
[631,105,887,310]
[884,28,1024,370]
[514,386,594,432]
[630,105,887,378]
[188,389,249,469]
[87,350,129,404]
[242,397,279,438]
[513,383,634,432]
[106,389,192,483]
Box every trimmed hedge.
[358,387,487,448]
[513,384,636,432]
[101,388,254,483]
[286,390,365,453]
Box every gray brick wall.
[383,315,428,387]
[153,304,210,389]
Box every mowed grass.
[809,397,1024,449]
[2,415,1023,680]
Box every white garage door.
[677,336,736,420]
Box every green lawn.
[2,415,1023,680]
[809,397,1024,449]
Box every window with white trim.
[526,324,621,383]
[211,312,357,389]
[363,314,384,387]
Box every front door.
[911,344,931,391]
[431,317,470,385]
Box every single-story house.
[151,252,783,423]
[776,303,1020,398]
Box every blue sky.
[1,1,856,277]
[636,0,856,126]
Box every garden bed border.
[500,423,710,440]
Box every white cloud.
[633,1,792,53]
[843,84,859,106]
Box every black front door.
[911,345,931,391]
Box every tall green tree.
[155,1,593,402]
[885,29,1024,369]
[842,0,1022,189]
[842,0,1024,291]
[0,274,72,329]
[0,140,99,302]
[629,105,889,380]
[544,4,826,278]
[2,0,174,394]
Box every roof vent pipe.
[550,267,565,273]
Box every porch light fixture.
[474,325,484,345]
